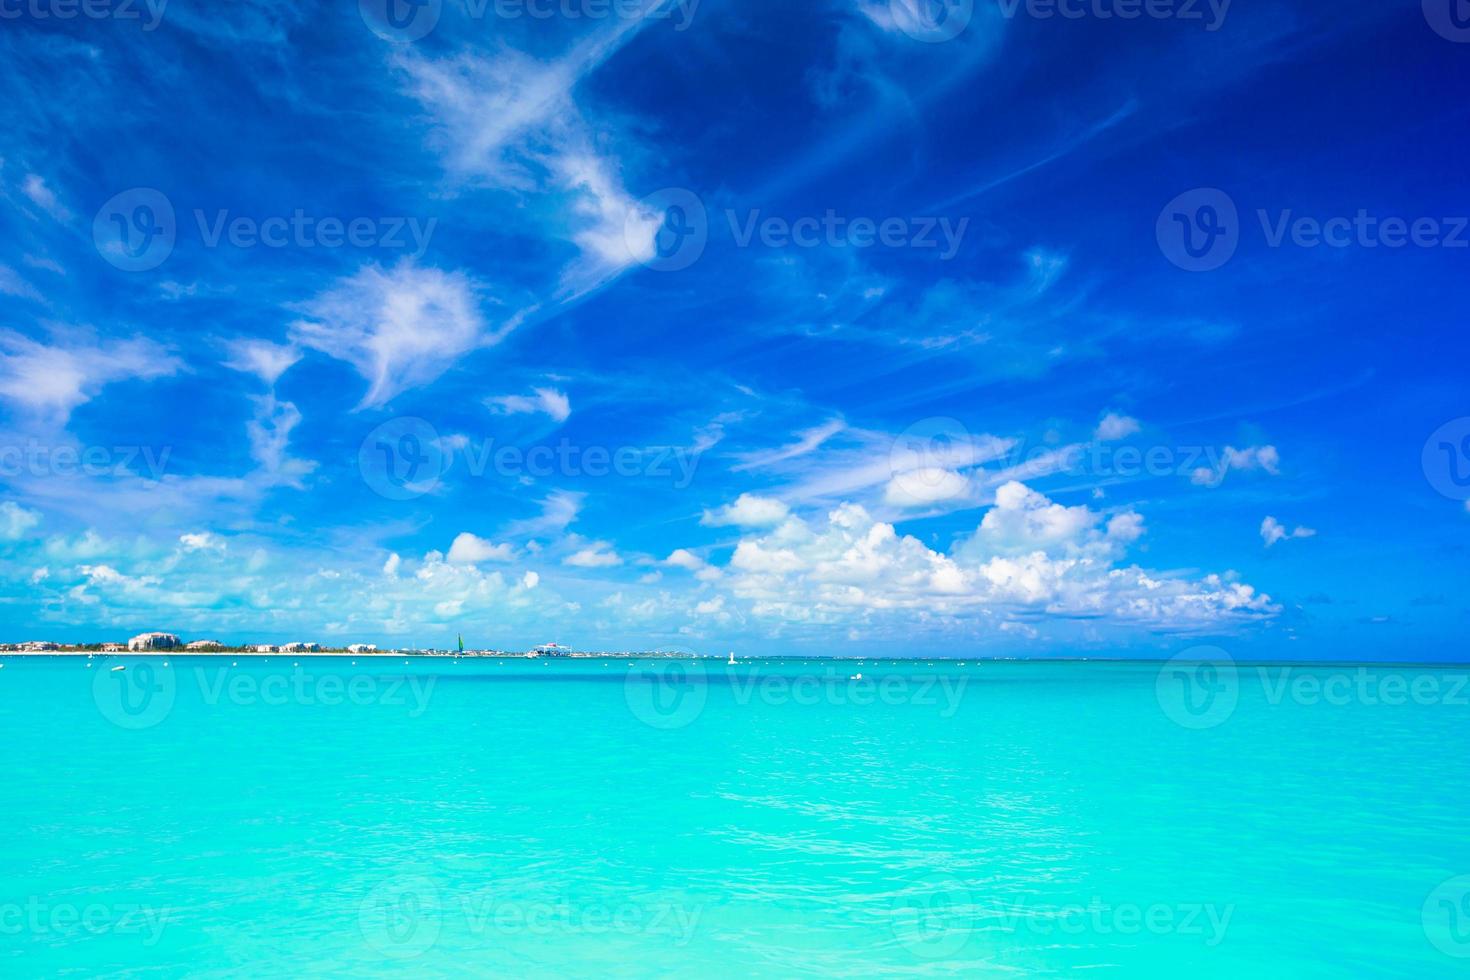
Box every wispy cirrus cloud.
[487,387,572,423]
[397,8,672,299]
[0,332,180,424]
[289,262,521,409]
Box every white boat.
[727,652,737,665]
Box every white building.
[100,643,125,652]
[129,632,180,651]
[252,644,279,653]
[20,640,59,651]
[185,640,225,651]
[347,643,378,653]
[281,641,321,653]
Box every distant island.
[0,632,707,658]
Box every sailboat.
[727,651,737,665]
[457,633,465,655]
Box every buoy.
[232,662,238,667]
[851,672,863,680]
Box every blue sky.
[0,0,1465,657]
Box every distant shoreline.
[3,651,1469,669]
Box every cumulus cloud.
[665,548,707,571]
[487,387,571,423]
[717,484,1272,631]
[447,533,515,564]
[1192,445,1281,487]
[666,548,722,581]
[290,262,512,408]
[179,532,224,552]
[701,493,790,528]
[883,467,971,508]
[564,540,622,568]
[1095,412,1140,441]
[1261,516,1315,548]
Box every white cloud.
[665,548,707,571]
[0,332,181,423]
[521,571,540,590]
[564,541,622,568]
[1095,412,1140,441]
[384,553,402,577]
[694,595,726,616]
[666,548,722,581]
[447,533,515,564]
[1261,516,1315,548]
[21,174,69,222]
[0,264,42,302]
[397,20,664,298]
[883,467,970,508]
[487,387,572,423]
[245,393,314,488]
[1106,512,1146,544]
[1192,445,1281,487]
[974,481,1101,555]
[179,532,224,552]
[23,255,65,276]
[290,262,509,408]
[505,490,585,538]
[719,486,1273,630]
[732,419,846,471]
[702,493,790,528]
[0,501,41,539]
[224,339,301,387]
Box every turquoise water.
[2,655,1468,976]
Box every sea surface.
[2,655,1468,977]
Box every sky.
[0,0,1465,657]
